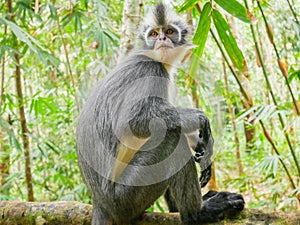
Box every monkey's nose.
[158,34,166,41]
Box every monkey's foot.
[199,190,245,222]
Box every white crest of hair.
[164,7,183,26]
[142,3,183,29]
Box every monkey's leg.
[168,157,203,225]
[164,188,178,212]
[169,158,244,225]
[91,203,113,225]
[102,130,186,224]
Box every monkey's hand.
[200,164,212,188]
[193,137,212,187]
[193,117,214,188]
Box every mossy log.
[0,201,299,225]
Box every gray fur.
[76,3,244,225]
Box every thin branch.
[194,2,297,191]
[55,9,80,112]
[256,0,300,117]
[222,60,244,176]
[14,52,35,202]
[286,0,300,25]
[253,0,300,177]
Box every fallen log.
[0,201,299,225]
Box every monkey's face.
[140,3,189,51]
[145,26,184,51]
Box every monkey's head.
[140,3,190,50]
[140,3,193,67]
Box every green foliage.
[212,9,247,72]
[0,0,122,203]
[190,2,212,75]
[214,0,252,23]
[178,0,199,12]
[0,0,299,213]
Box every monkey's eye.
[166,29,174,35]
[150,31,158,38]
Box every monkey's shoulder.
[114,53,169,79]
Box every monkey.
[76,3,244,225]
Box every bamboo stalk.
[195,2,297,192]
[222,60,244,176]
[194,4,251,105]
[54,5,80,112]
[257,0,300,117]
[251,0,300,177]
[285,0,300,25]
[14,52,35,202]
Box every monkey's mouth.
[155,42,174,50]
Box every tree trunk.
[0,201,299,225]
[14,52,34,202]
[0,0,12,197]
[119,0,143,55]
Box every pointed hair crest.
[142,3,188,30]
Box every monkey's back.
[77,53,170,155]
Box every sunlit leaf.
[156,200,165,213]
[248,105,277,122]
[178,0,199,12]
[236,105,259,121]
[189,2,212,78]
[48,3,57,18]
[193,2,212,57]
[212,10,247,72]
[0,17,59,66]
[255,155,280,177]
[214,0,251,23]
[45,141,60,154]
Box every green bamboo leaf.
[189,2,212,76]
[248,105,277,122]
[178,0,199,12]
[212,9,247,72]
[193,2,212,56]
[45,141,60,154]
[0,17,38,52]
[0,17,59,67]
[9,129,22,152]
[48,3,57,18]
[255,155,280,177]
[214,0,251,23]
[236,105,259,121]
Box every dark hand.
[193,114,214,188]
[200,163,212,187]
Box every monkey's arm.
[176,107,211,140]
[112,98,212,182]
[180,108,214,187]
